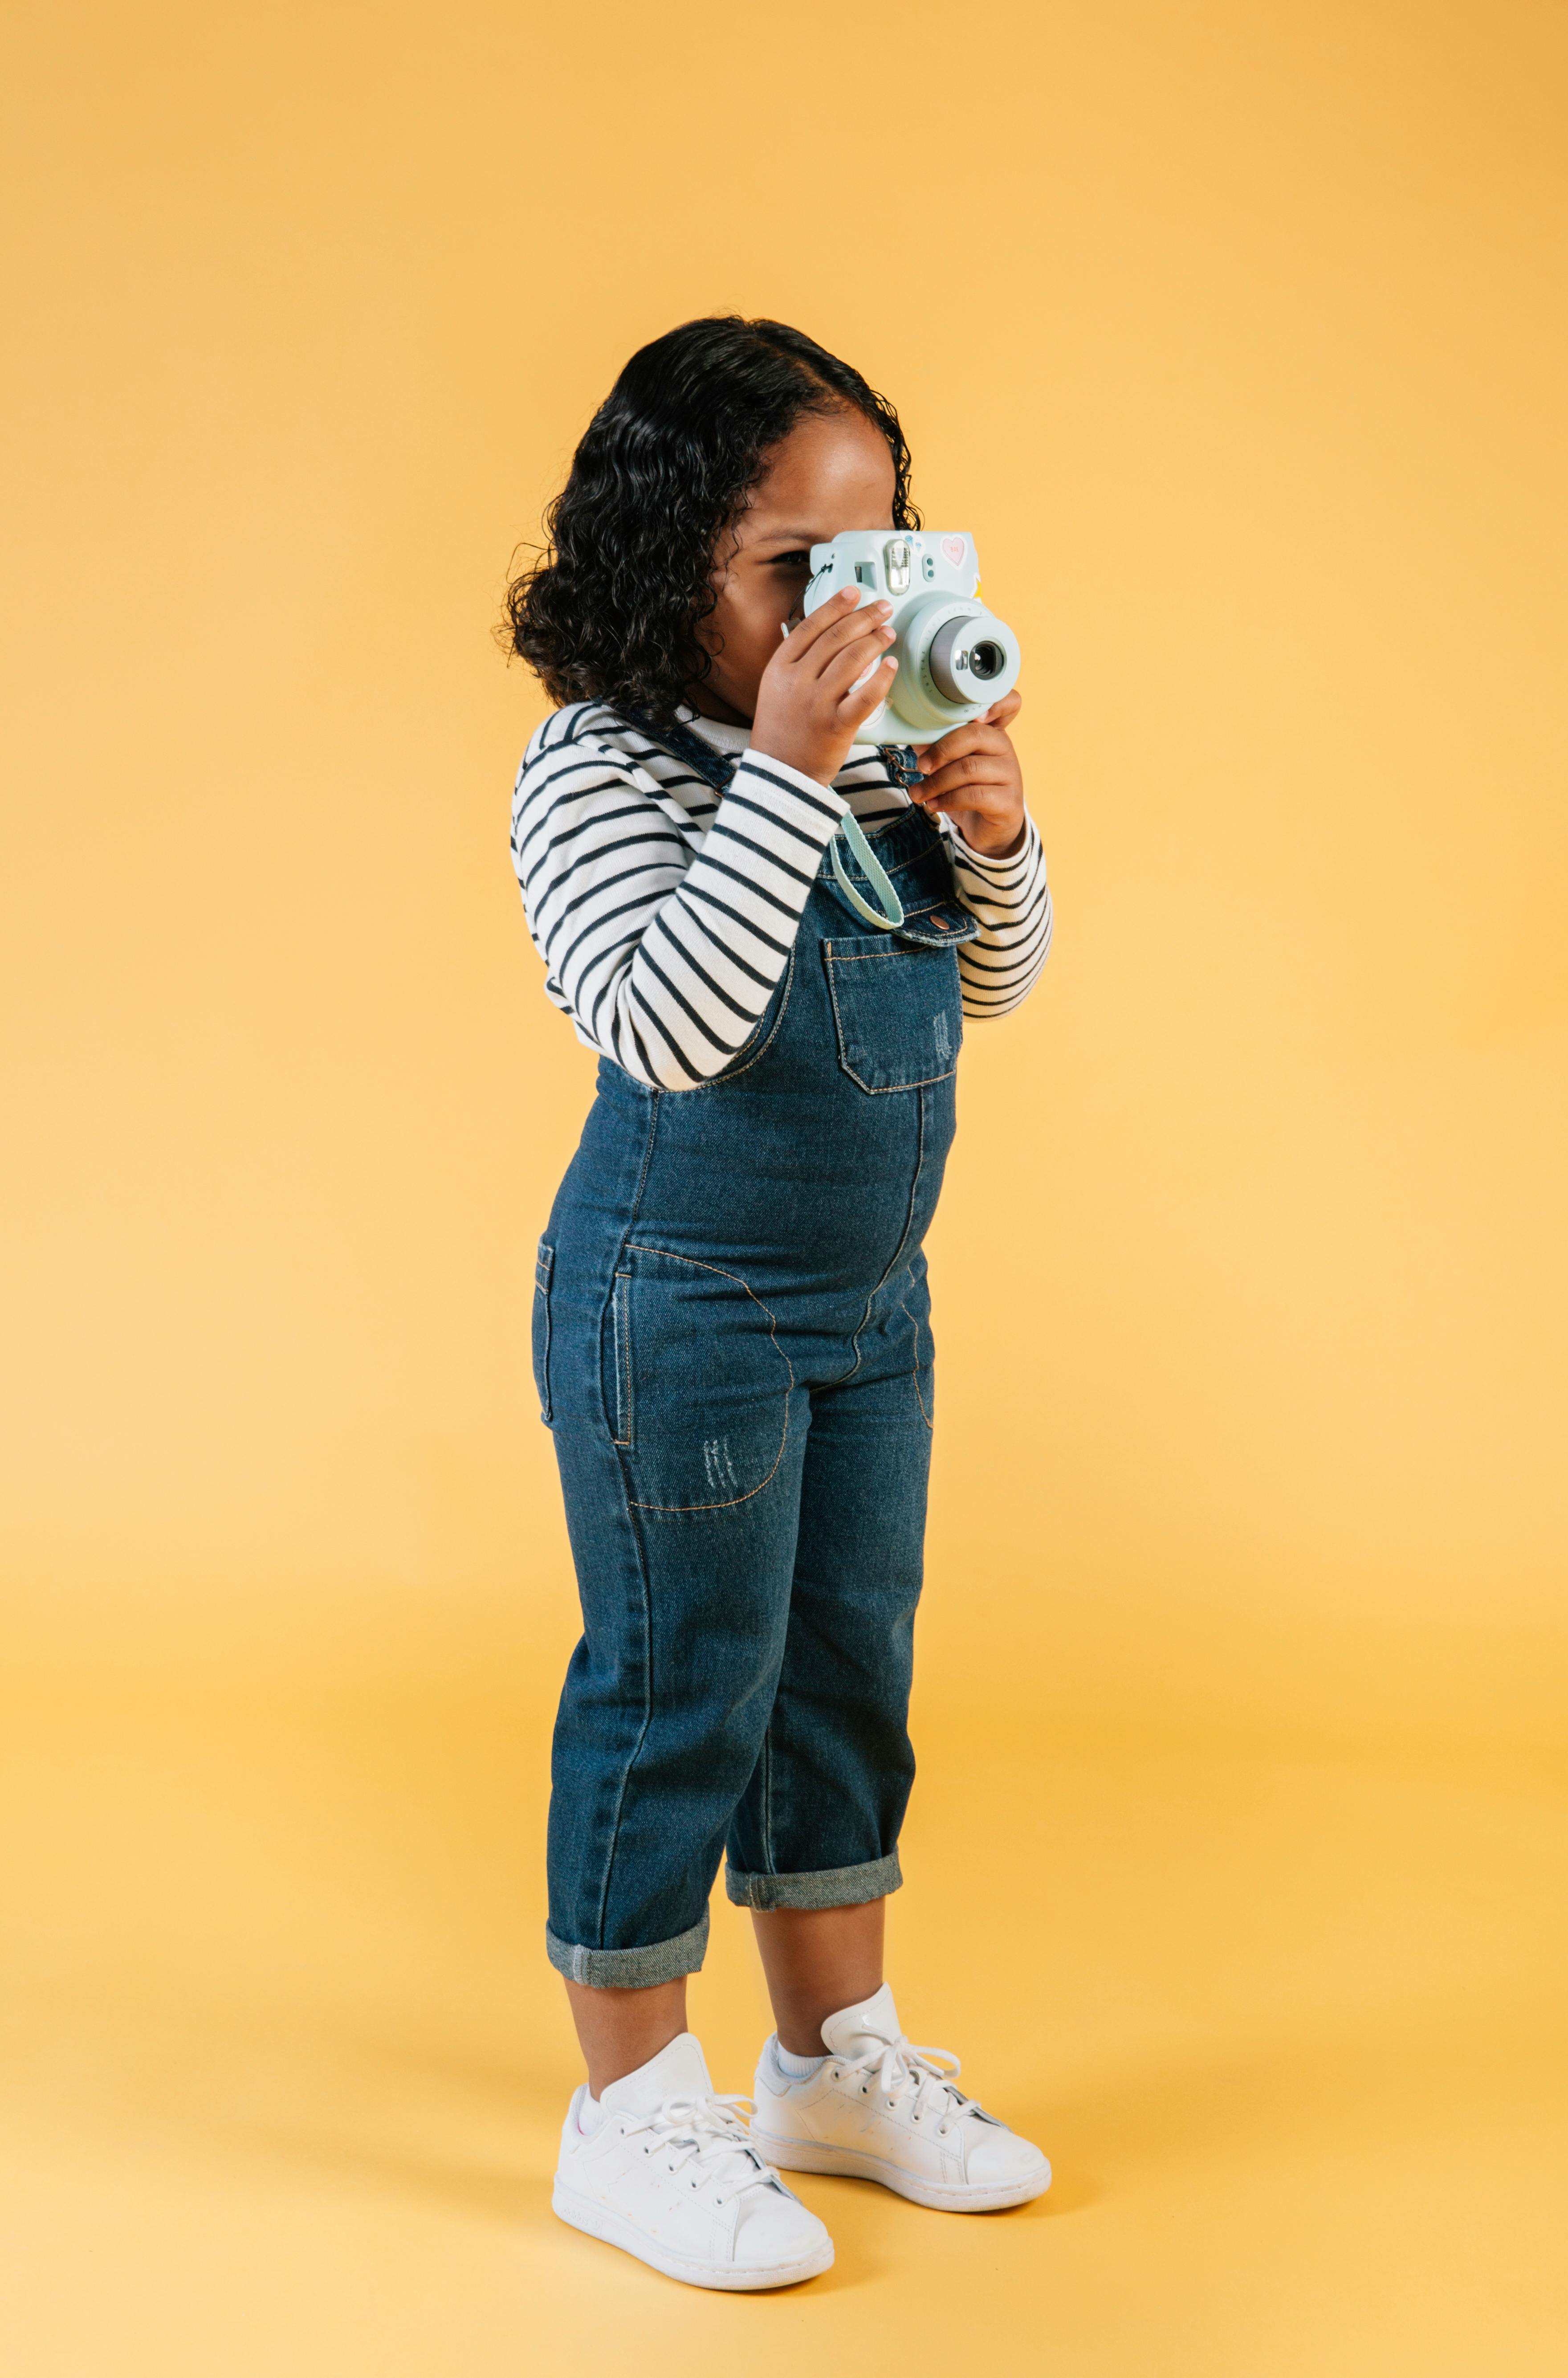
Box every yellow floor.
[4,1633,1564,2377]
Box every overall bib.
[534,725,978,1987]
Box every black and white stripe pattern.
[510,702,1051,1091]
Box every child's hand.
[909,690,1027,857]
[749,589,900,786]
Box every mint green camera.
[802,530,1020,745]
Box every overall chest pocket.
[823,935,964,1093]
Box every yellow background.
[4,0,1566,2370]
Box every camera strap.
[823,742,924,933]
[829,811,904,932]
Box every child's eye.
[771,551,812,572]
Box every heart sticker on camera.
[941,535,967,569]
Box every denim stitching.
[593,1462,658,1951]
[628,1089,661,1218]
[684,949,796,1092]
[620,1246,795,1513]
[760,1725,775,1879]
[830,1089,927,1391]
[533,1239,554,1424]
[899,1291,936,1430]
[611,1273,632,1444]
[599,1092,661,1446]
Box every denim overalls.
[534,723,978,1987]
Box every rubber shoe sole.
[552,2179,834,2291]
[749,2131,1051,2214]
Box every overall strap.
[614,709,912,933]
[615,708,739,795]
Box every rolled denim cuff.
[545,1909,709,1988]
[724,1849,901,1913]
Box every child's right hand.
[749,589,898,786]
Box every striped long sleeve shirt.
[510,702,1052,1092]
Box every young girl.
[506,317,1052,2291]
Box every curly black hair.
[503,316,917,725]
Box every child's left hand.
[908,689,1027,857]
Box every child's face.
[692,406,896,723]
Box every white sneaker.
[749,1983,1051,2213]
[553,2031,834,2290]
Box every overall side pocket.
[531,1239,554,1425]
[616,1244,792,1512]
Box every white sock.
[774,2039,826,2081]
[577,2089,607,2135]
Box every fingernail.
[875,600,893,616]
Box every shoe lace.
[830,2036,982,2138]
[619,2093,780,2206]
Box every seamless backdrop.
[3,3,1566,2373]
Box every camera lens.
[928,613,1018,705]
